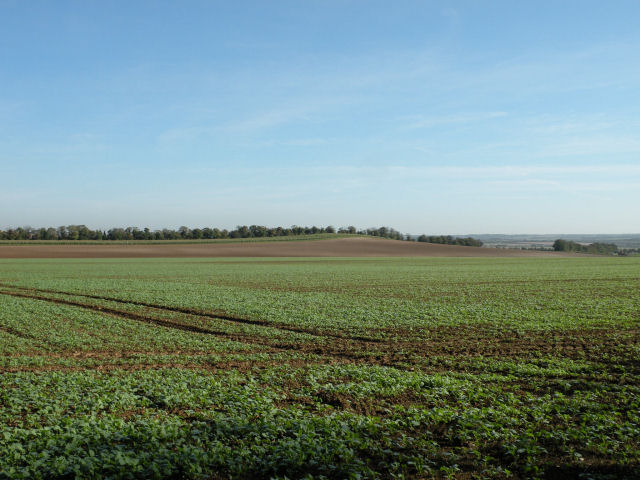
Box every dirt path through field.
[0,237,577,258]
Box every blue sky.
[1,1,639,234]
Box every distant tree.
[249,225,267,237]
[587,242,617,254]
[415,234,482,247]
[233,226,250,238]
[553,239,617,255]
[108,228,125,240]
[553,239,569,251]
[66,226,80,240]
[78,225,90,240]
[178,226,191,239]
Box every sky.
[1,0,639,234]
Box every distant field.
[473,233,640,250]
[0,256,638,479]
[0,236,582,259]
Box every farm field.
[0,236,582,259]
[0,256,639,479]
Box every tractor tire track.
[0,282,383,343]
[0,288,409,368]
[0,288,240,337]
[0,324,40,342]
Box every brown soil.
[0,237,578,258]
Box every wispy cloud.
[534,136,640,157]
[310,164,640,180]
[219,108,312,134]
[488,178,640,192]
[401,111,508,129]
[156,125,218,144]
[177,163,640,179]
[270,138,329,147]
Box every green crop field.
[0,257,638,479]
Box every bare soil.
[0,237,577,258]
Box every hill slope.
[0,237,581,258]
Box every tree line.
[552,239,618,255]
[0,224,482,246]
[416,235,483,247]
[0,225,337,241]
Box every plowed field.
[0,237,578,258]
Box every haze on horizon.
[1,1,639,234]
